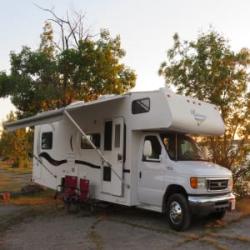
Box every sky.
[1,0,250,124]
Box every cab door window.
[142,136,162,162]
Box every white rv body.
[5,88,235,230]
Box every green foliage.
[0,12,136,168]
[159,30,250,171]
[0,20,136,117]
[233,161,250,197]
[0,112,33,168]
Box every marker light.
[190,177,206,189]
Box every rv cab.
[137,131,234,230]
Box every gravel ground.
[1,203,250,250]
[1,166,250,249]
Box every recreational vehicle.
[4,88,235,231]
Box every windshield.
[160,133,206,161]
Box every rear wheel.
[166,193,191,231]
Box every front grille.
[207,179,228,191]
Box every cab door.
[102,117,124,196]
[138,135,166,206]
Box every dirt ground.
[1,201,250,250]
[1,166,250,250]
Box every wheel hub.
[169,201,183,225]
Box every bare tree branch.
[34,4,91,50]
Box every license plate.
[230,198,236,210]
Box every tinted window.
[161,134,176,160]
[103,166,111,181]
[132,98,150,114]
[114,124,121,148]
[81,134,100,149]
[160,133,204,161]
[41,132,53,150]
[104,121,112,151]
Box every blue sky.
[1,0,250,123]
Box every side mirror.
[143,140,152,157]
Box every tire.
[211,210,226,220]
[166,193,191,231]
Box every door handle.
[117,154,123,161]
[139,171,142,178]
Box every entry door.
[102,117,124,196]
[138,135,166,206]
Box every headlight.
[190,177,206,189]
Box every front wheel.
[166,193,191,231]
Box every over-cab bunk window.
[41,132,53,150]
[81,134,101,149]
[132,98,150,114]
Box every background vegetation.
[159,30,250,195]
[0,10,136,168]
[0,11,249,196]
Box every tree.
[159,31,250,172]
[0,9,136,118]
[0,112,32,168]
[0,9,136,167]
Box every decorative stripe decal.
[38,152,131,174]
[39,152,67,166]
[75,160,101,169]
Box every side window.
[132,98,150,114]
[103,166,111,182]
[81,134,101,149]
[161,134,176,160]
[179,138,196,160]
[114,124,121,148]
[142,136,162,162]
[104,121,112,151]
[41,132,53,150]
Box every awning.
[4,95,127,131]
[3,94,128,187]
[4,108,64,132]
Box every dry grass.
[236,198,250,216]
[7,189,56,206]
[0,178,25,193]
[0,161,31,174]
[10,196,54,206]
[208,232,250,243]
[200,237,229,250]
[88,229,104,250]
[0,176,11,186]
[0,162,32,192]
[0,184,56,207]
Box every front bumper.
[188,192,236,215]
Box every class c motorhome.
[4,87,235,231]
